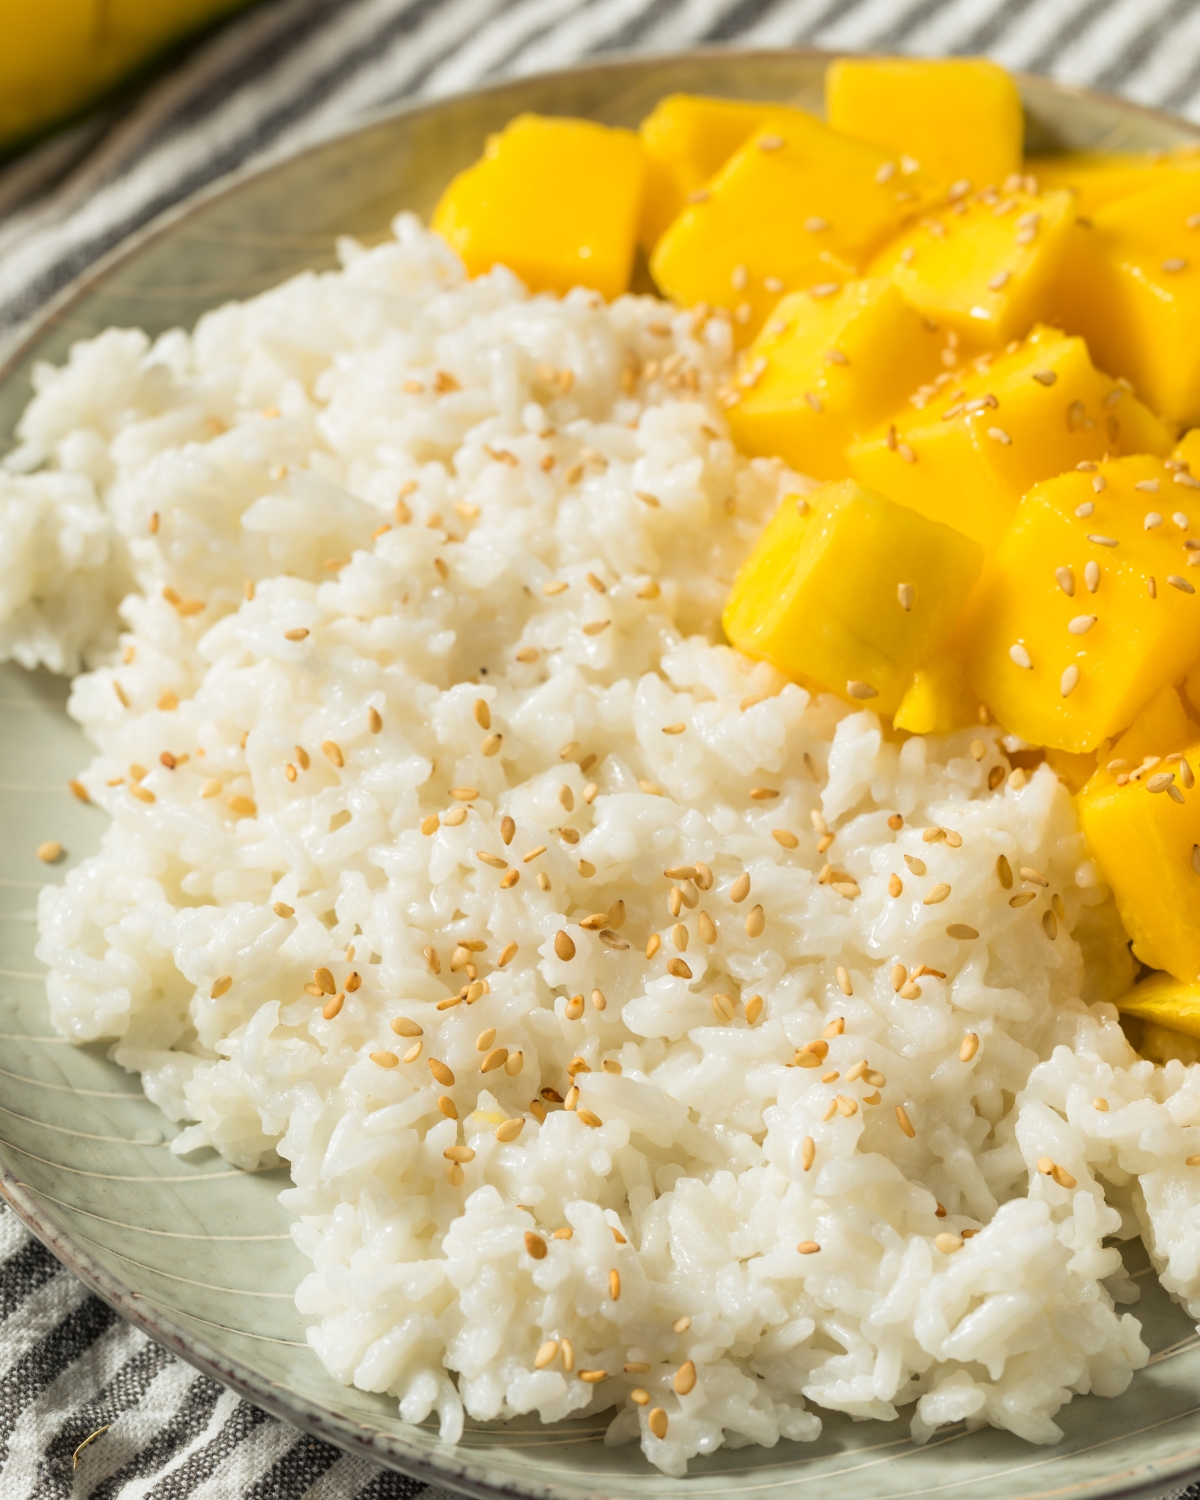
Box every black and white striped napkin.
[3,0,1200,1494]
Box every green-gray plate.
[2,47,1199,1500]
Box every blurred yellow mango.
[0,0,254,150]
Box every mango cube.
[1029,151,1200,218]
[1116,972,1200,1041]
[724,279,947,479]
[1078,747,1200,981]
[1058,176,1200,425]
[964,455,1200,754]
[637,94,781,250]
[827,57,1023,191]
[651,116,940,343]
[892,655,978,735]
[846,326,1172,550]
[431,114,644,301]
[1108,683,1195,768]
[723,479,983,714]
[870,187,1076,349]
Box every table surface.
[3,0,1200,1495]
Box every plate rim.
[2,43,1200,1500]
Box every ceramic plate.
[2,48,1200,1500]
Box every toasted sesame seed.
[987,426,1011,445]
[730,871,751,904]
[1188,1154,1200,1166]
[1009,643,1032,670]
[1147,771,1176,793]
[1032,369,1057,386]
[673,1360,697,1395]
[847,680,878,700]
[524,1231,547,1259]
[947,923,978,939]
[1085,560,1101,592]
[1075,501,1095,518]
[888,872,903,897]
[1169,574,1196,593]
[897,582,915,611]
[1068,614,1097,635]
[1087,534,1119,548]
[745,904,766,937]
[1059,664,1081,698]
[899,980,922,999]
[749,787,779,800]
[648,1408,669,1439]
[896,1104,916,1137]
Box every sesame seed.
[1075,501,1095,518]
[947,923,978,939]
[1088,534,1119,548]
[746,995,764,1024]
[988,270,1012,291]
[1068,614,1096,634]
[895,1104,916,1138]
[1176,471,1200,489]
[847,680,878,699]
[745,904,766,938]
[1163,257,1188,272]
[673,1360,697,1395]
[1032,369,1057,386]
[1146,772,1176,793]
[1145,511,1164,530]
[924,883,951,905]
[897,582,915,611]
[749,786,779,800]
[1137,480,1161,494]
[935,1232,964,1254]
[1009,643,1032,670]
[1055,566,1075,596]
[730,871,751,903]
[809,282,841,300]
[758,133,785,151]
[1060,664,1081,698]
[987,426,1012,445]
[875,160,897,184]
[1169,574,1196,593]
[773,829,799,848]
[648,1408,669,1439]
[1085,560,1101,592]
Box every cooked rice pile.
[5,217,1200,1474]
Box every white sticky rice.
[5,215,1200,1474]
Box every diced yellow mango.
[1028,151,1200,218]
[637,94,783,250]
[723,279,947,479]
[1108,683,1196,768]
[827,57,1022,191]
[723,479,982,714]
[965,455,1200,754]
[1057,176,1200,426]
[431,114,645,301]
[1182,660,1200,719]
[846,326,1171,551]
[892,655,978,735]
[1078,752,1200,981]
[650,117,941,344]
[869,187,1076,349]
[1042,746,1097,793]
[1138,1019,1200,1065]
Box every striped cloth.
[2,0,1200,1494]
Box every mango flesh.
[431,115,645,302]
[846,326,1171,551]
[1107,683,1196,768]
[892,655,978,735]
[0,0,253,149]
[1118,970,1200,1042]
[870,187,1077,349]
[637,94,783,251]
[723,279,947,480]
[1028,151,1200,218]
[1078,749,1200,982]
[722,479,983,715]
[1058,176,1200,426]
[965,456,1200,754]
[651,116,941,343]
[827,57,1023,191]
